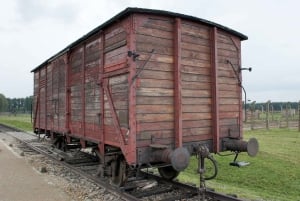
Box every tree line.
[0,93,33,113]
[245,101,299,111]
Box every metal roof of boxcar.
[31,7,248,72]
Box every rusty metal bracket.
[130,49,155,84]
[227,59,248,126]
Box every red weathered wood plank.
[136,87,174,97]
[182,112,212,121]
[137,121,174,132]
[182,104,211,113]
[136,104,174,114]
[182,97,211,105]
[136,113,174,123]
[136,26,173,40]
[138,79,174,89]
[136,96,174,105]
[182,119,212,128]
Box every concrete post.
[250,101,256,130]
[298,101,300,132]
[266,100,270,130]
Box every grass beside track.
[0,113,33,132]
[1,114,299,200]
[179,129,300,201]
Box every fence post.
[243,101,247,122]
[271,104,274,122]
[286,102,290,128]
[298,101,300,132]
[266,100,270,130]
[250,101,256,130]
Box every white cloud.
[0,0,299,101]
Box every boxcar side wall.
[33,15,137,161]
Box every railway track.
[0,123,245,201]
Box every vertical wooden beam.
[235,37,243,138]
[228,37,243,137]
[127,14,137,164]
[174,18,182,148]
[51,63,54,131]
[99,33,105,154]
[33,93,39,130]
[57,61,60,130]
[65,53,71,134]
[38,70,41,129]
[211,27,220,153]
[82,46,86,137]
[45,65,48,131]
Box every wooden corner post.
[174,18,183,148]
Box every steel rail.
[140,171,244,201]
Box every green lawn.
[179,129,300,201]
[0,113,33,131]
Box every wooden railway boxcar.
[32,8,257,184]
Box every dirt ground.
[0,132,119,201]
[0,139,73,201]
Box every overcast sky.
[0,0,299,102]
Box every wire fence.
[243,101,300,131]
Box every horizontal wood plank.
[182,104,211,113]
[182,80,211,90]
[136,61,173,72]
[137,121,174,132]
[138,70,173,80]
[138,53,173,64]
[182,112,212,121]
[181,57,211,68]
[181,65,211,75]
[181,73,211,83]
[219,104,240,112]
[137,87,174,97]
[142,17,174,32]
[136,104,174,114]
[183,119,212,128]
[136,41,173,55]
[136,113,174,123]
[181,49,210,61]
[181,22,210,40]
[182,97,211,105]
[219,97,240,105]
[137,130,174,140]
[182,89,211,98]
[136,26,173,40]
[136,96,174,105]
[182,127,211,136]
[138,79,174,89]
[181,41,211,54]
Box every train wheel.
[158,166,179,180]
[53,136,67,151]
[110,157,127,186]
